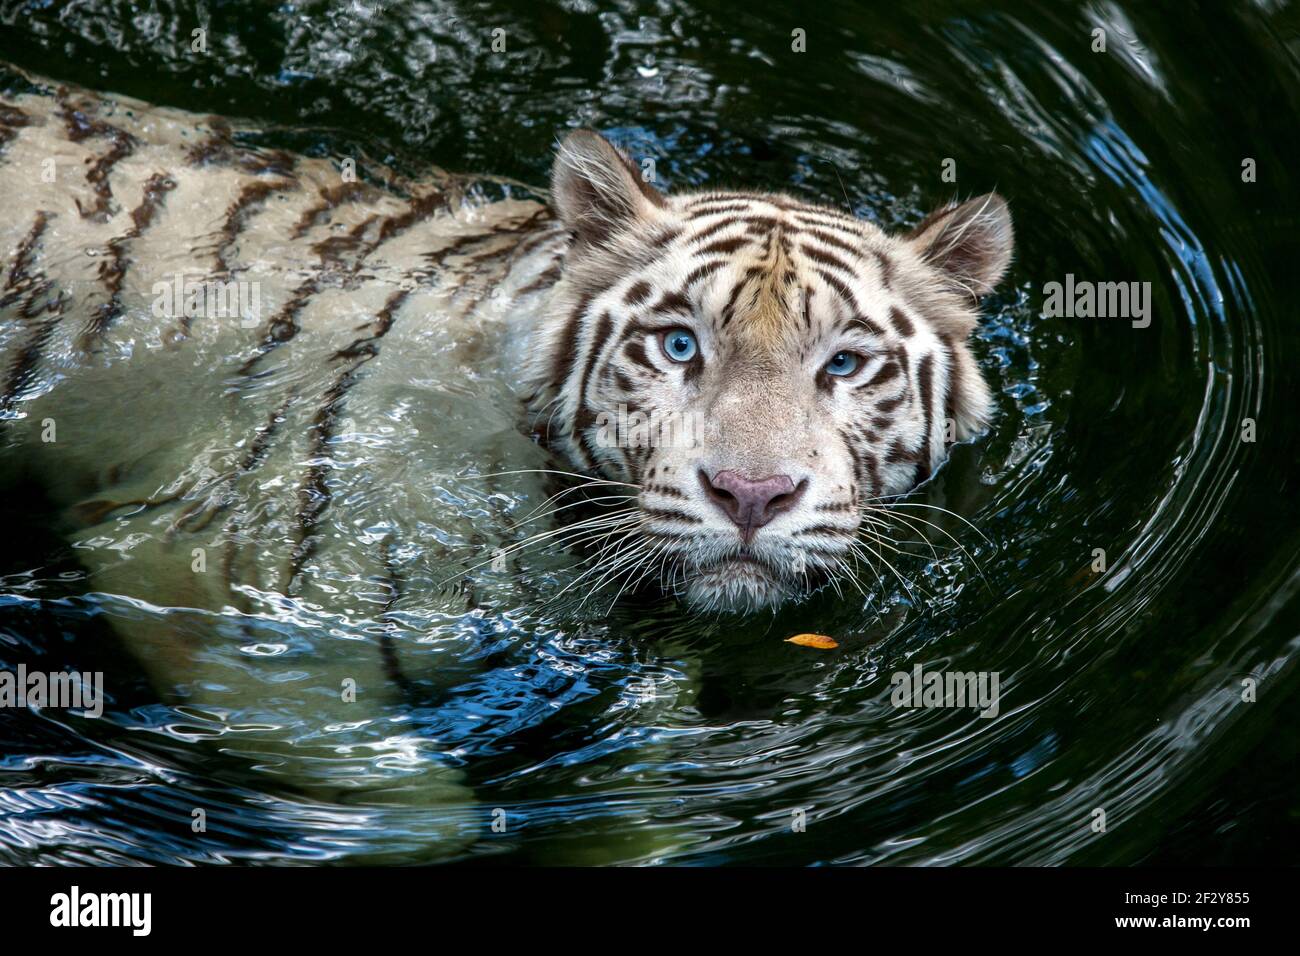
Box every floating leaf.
[785,633,838,649]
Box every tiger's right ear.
[551,130,666,247]
[905,193,1013,299]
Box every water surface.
[0,0,1298,865]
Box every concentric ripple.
[0,0,1297,865]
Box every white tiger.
[0,76,1012,856]
[532,130,1012,611]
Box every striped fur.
[0,81,1011,829]
[0,77,1010,632]
[0,77,574,821]
[529,131,1013,610]
[0,68,1018,865]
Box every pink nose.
[699,469,806,540]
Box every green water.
[0,0,1298,864]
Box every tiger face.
[528,130,1013,612]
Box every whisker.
[436,509,641,586]
[608,536,679,613]
[856,523,936,561]
[575,537,657,610]
[867,505,991,591]
[863,496,992,546]
[511,492,639,530]
[854,524,925,562]
[461,467,642,489]
[829,550,869,601]
[546,525,648,606]
[516,476,644,523]
[855,532,933,606]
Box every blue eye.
[825,351,860,377]
[662,328,698,363]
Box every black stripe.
[889,305,916,338]
[884,440,919,466]
[859,361,900,390]
[802,227,859,257]
[652,289,693,317]
[0,103,30,157]
[873,250,895,290]
[3,303,61,406]
[689,216,741,244]
[211,178,296,277]
[865,449,882,494]
[172,391,296,534]
[75,127,137,222]
[624,279,653,305]
[518,262,562,296]
[82,172,176,348]
[800,242,855,275]
[291,181,368,239]
[623,340,659,374]
[683,258,725,287]
[377,540,418,699]
[697,235,750,256]
[502,221,564,271]
[743,216,781,234]
[943,336,961,441]
[793,524,853,537]
[578,310,614,410]
[0,211,62,414]
[644,483,687,499]
[915,354,935,484]
[187,117,297,177]
[237,276,321,374]
[721,266,763,327]
[847,314,886,336]
[687,201,754,217]
[815,268,861,313]
[57,89,116,144]
[287,287,410,593]
[243,188,504,373]
[643,507,702,524]
[791,209,867,232]
[650,226,683,248]
[550,291,594,392]
[682,350,704,384]
[370,189,450,250]
[1,209,50,302]
[840,427,869,493]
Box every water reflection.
[1,0,1297,865]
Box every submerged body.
[0,74,1012,842]
[0,78,567,833]
[1,78,566,629]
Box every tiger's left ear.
[551,130,666,247]
[906,193,1014,298]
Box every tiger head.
[528,130,1013,612]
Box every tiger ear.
[906,193,1013,299]
[551,130,666,247]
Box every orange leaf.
[785,633,838,649]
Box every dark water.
[1,0,1298,865]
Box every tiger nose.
[699,469,807,540]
